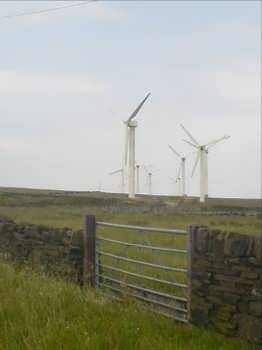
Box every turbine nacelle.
[124,93,151,168]
[200,145,206,152]
[128,120,138,128]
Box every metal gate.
[83,216,189,323]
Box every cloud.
[0,71,108,97]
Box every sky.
[0,1,261,198]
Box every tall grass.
[0,261,259,350]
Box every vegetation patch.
[0,261,260,350]
[0,188,260,235]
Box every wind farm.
[107,95,231,204]
[0,1,260,349]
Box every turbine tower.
[136,164,140,194]
[147,172,153,195]
[109,167,125,193]
[181,124,230,203]
[168,176,181,196]
[124,93,151,199]
[168,144,187,197]
[143,164,158,196]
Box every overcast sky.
[0,1,261,198]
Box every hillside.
[0,186,260,210]
[0,187,260,235]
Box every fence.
[83,215,189,323]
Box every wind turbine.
[136,164,140,194]
[147,171,153,195]
[124,93,151,199]
[143,164,158,196]
[109,167,125,193]
[168,144,187,197]
[168,176,181,196]
[181,124,230,203]
[144,169,153,196]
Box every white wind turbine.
[146,170,153,196]
[136,164,140,194]
[168,176,181,196]
[124,93,151,199]
[168,144,187,197]
[109,166,125,193]
[181,124,230,203]
[143,164,158,196]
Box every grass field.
[0,261,260,350]
[0,187,260,235]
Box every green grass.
[0,261,260,350]
[0,188,261,235]
[96,225,188,299]
[0,204,260,235]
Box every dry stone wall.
[0,217,84,284]
[189,226,262,345]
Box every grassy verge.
[0,261,259,350]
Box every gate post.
[83,215,96,287]
[187,225,209,324]
[187,225,197,322]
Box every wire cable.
[3,0,97,19]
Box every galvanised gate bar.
[83,215,189,323]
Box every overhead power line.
[3,0,97,19]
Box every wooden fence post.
[83,215,96,287]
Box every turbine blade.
[206,135,230,149]
[180,124,199,145]
[168,176,176,183]
[185,150,198,158]
[182,139,199,149]
[168,144,182,158]
[191,151,200,177]
[127,93,151,123]
[109,169,123,175]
